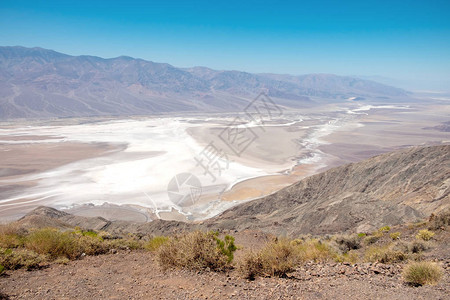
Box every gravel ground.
[1,250,448,300]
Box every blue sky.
[1,0,450,90]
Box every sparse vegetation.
[214,233,237,263]
[378,226,391,233]
[157,231,235,271]
[363,231,383,245]
[296,239,335,262]
[390,232,401,240]
[25,228,108,259]
[334,234,362,253]
[0,224,25,248]
[239,238,337,279]
[144,236,169,252]
[416,229,435,241]
[238,251,265,280]
[239,238,300,278]
[402,261,443,286]
[0,248,45,270]
[428,209,450,230]
[334,251,359,264]
[364,245,408,263]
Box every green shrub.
[416,229,435,241]
[390,232,401,240]
[0,248,45,270]
[214,233,237,263]
[25,228,108,259]
[357,233,367,238]
[157,231,234,271]
[403,261,443,286]
[145,236,169,252]
[378,226,391,233]
[0,264,4,275]
[25,228,79,259]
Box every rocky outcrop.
[205,145,449,235]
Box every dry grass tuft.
[403,261,443,286]
[144,236,169,252]
[157,231,235,271]
[364,245,408,263]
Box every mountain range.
[0,46,408,119]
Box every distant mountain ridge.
[0,46,408,119]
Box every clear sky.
[1,0,450,90]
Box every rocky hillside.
[15,145,449,237]
[206,145,449,235]
[0,46,408,119]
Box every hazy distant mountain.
[0,46,408,119]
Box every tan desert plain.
[0,98,449,223]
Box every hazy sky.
[1,0,450,90]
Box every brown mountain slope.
[0,46,408,119]
[15,145,449,236]
[204,145,449,235]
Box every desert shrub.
[238,251,265,280]
[25,228,80,259]
[416,229,435,241]
[334,234,361,253]
[25,228,108,259]
[403,261,443,286]
[0,224,25,248]
[259,238,301,277]
[157,231,234,271]
[357,233,366,238]
[334,251,359,264]
[428,210,450,230]
[378,226,391,233]
[77,234,109,256]
[363,232,383,245]
[239,238,300,278]
[214,233,237,263]
[0,248,45,270]
[365,245,408,263]
[296,239,336,262]
[409,240,429,253]
[390,232,401,240]
[0,264,4,275]
[239,238,336,279]
[145,236,169,252]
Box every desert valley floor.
[0,101,449,223]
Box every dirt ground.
[0,249,448,300]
